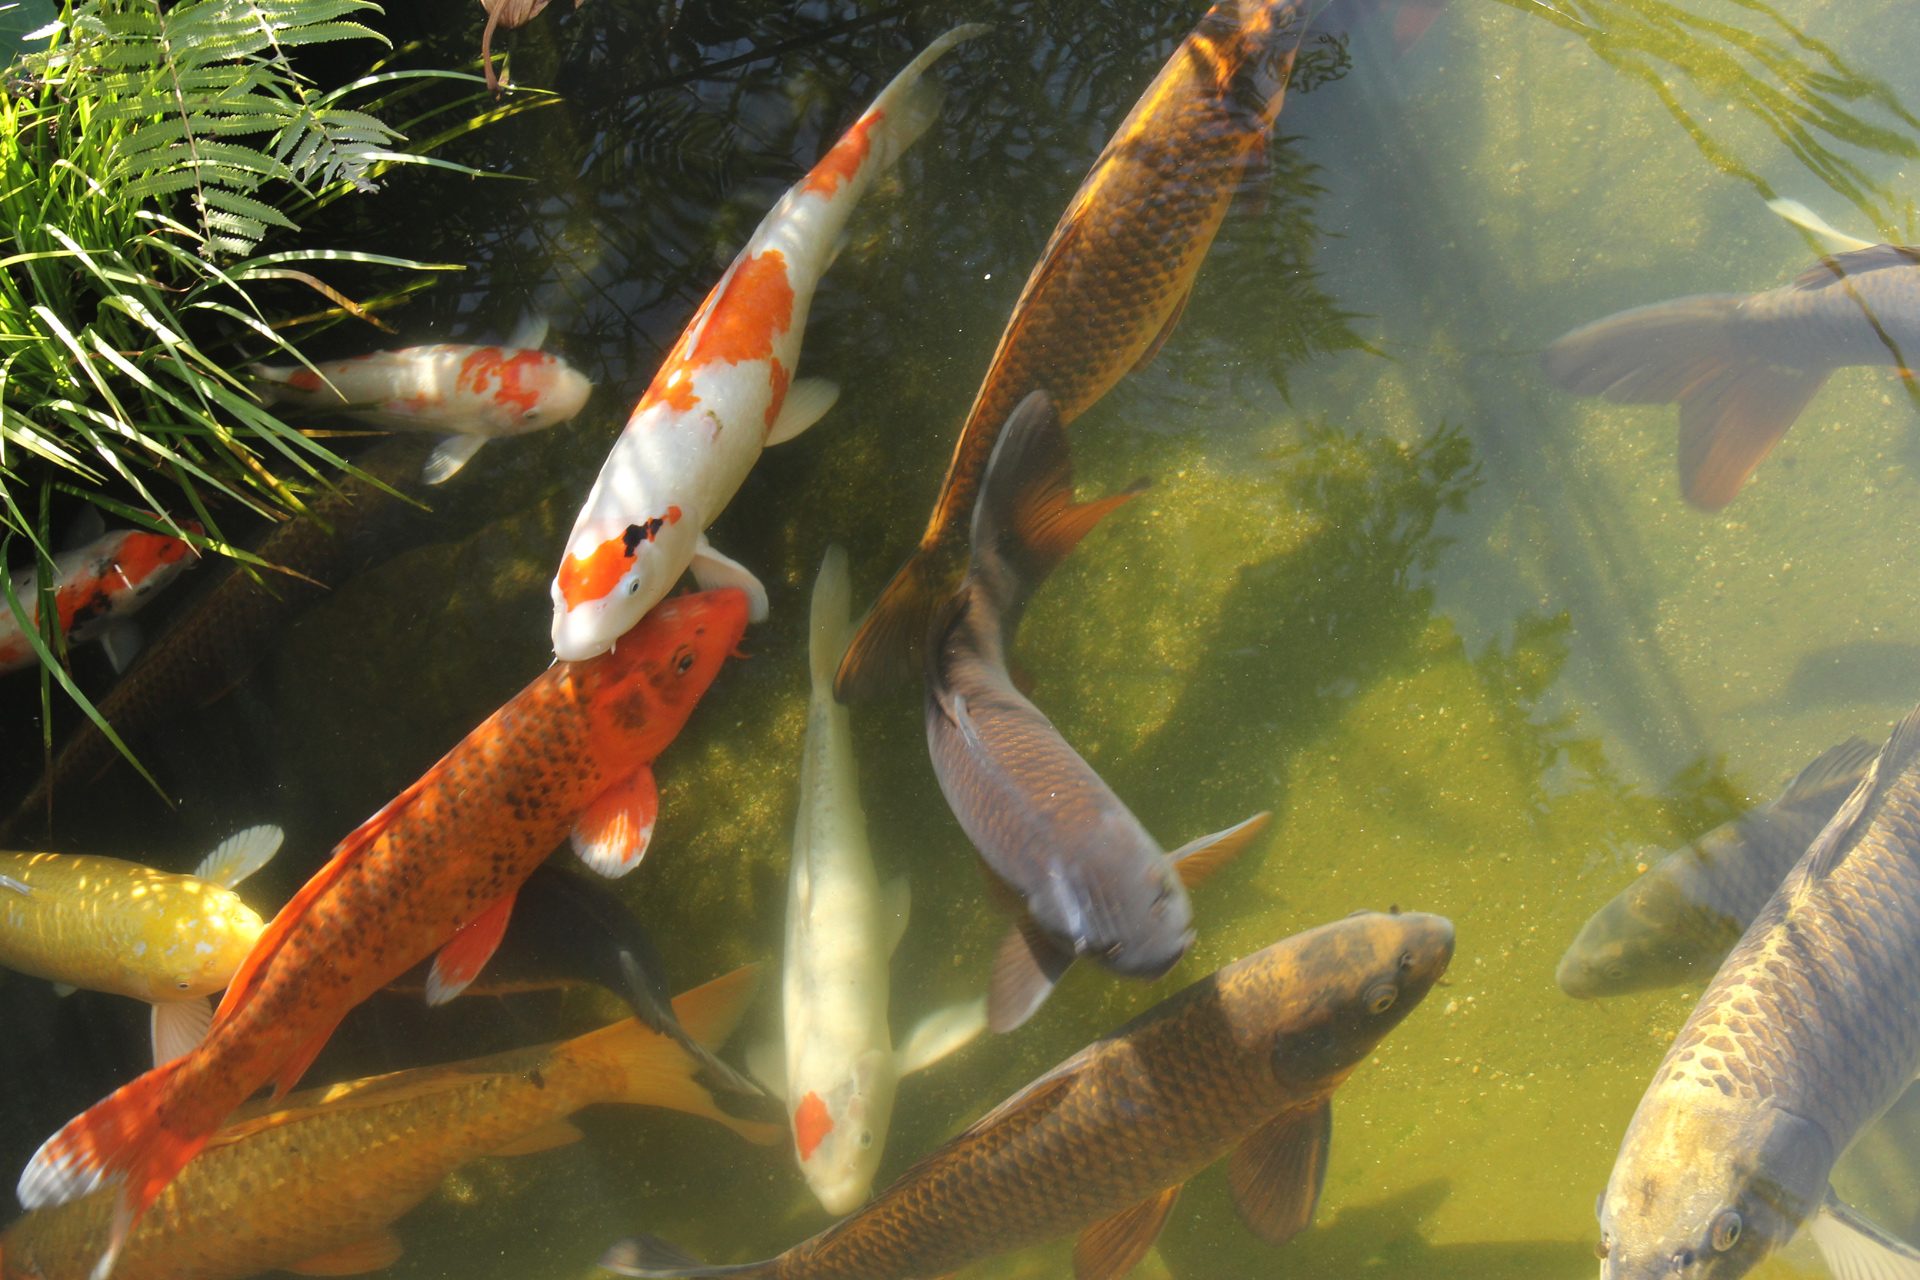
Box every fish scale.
[836,0,1311,702]
[1600,705,1920,1278]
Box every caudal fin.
[1541,295,1825,509]
[575,965,780,1146]
[809,545,854,692]
[19,1059,205,1279]
[970,390,1149,608]
[834,554,942,704]
[601,1234,773,1278]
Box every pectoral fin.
[2,875,33,896]
[285,1229,403,1275]
[51,981,74,996]
[1129,291,1190,375]
[192,824,285,889]
[571,766,658,877]
[689,535,769,622]
[1809,1192,1920,1279]
[765,378,840,446]
[100,621,143,674]
[150,996,213,1066]
[422,434,488,486]
[897,997,987,1075]
[426,892,517,1006]
[1072,1184,1182,1280]
[882,875,911,956]
[1228,1099,1332,1246]
[988,917,1075,1033]
[490,1120,584,1157]
[1170,811,1272,889]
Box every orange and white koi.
[0,827,283,1066]
[16,589,751,1280]
[251,323,592,485]
[547,25,985,661]
[0,523,197,676]
[763,547,983,1215]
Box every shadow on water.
[1745,639,1920,714]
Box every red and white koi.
[0,522,197,676]
[548,25,986,661]
[251,322,593,485]
[760,547,983,1215]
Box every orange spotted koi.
[15,588,752,1280]
[548,25,986,662]
[252,336,592,485]
[0,523,197,676]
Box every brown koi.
[835,0,1312,702]
[603,910,1454,1280]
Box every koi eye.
[673,647,696,675]
[1710,1209,1741,1252]
[1365,982,1397,1014]
[1594,1238,1610,1260]
[1608,965,1626,981]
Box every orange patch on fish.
[108,533,196,592]
[765,359,791,430]
[461,348,549,415]
[794,1091,834,1160]
[689,251,794,369]
[558,536,638,610]
[287,370,323,392]
[802,112,882,197]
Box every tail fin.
[809,545,854,692]
[574,965,781,1146]
[1541,295,1824,509]
[970,390,1149,608]
[864,24,989,172]
[834,554,942,703]
[19,1060,205,1279]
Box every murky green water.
[8,0,1920,1277]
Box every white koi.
[761,545,984,1216]
[251,321,592,485]
[548,25,986,660]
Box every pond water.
[6,0,1920,1278]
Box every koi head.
[141,884,265,1001]
[507,353,593,433]
[95,530,197,616]
[551,506,697,661]
[1234,910,1452,1091]
[579,587,750,751]
[793,1049,897,1216]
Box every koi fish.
[835,0,1312,702]
[0,827,283,1067]
[1542,244,1920,509]
[2,438,431,842]
[602,910,1455,1280]
[761,545,985,1215]
[16,588,751,1280]
[1597,704,1920,1279]
[251,319,592,485]
[548,25,987,661]
[388,861,759,1094]
[0,966,780,1280]
[926,392,1271,1031]
[0,516,197,677]
[478,0,559,94]
[1556,737,1875,998]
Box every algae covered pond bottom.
[6,0,1920,1277]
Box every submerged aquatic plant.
[0,0,502,787]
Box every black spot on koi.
[620,516,669,557]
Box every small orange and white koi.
[251,319,593,485]
[548,25,986,661]
[0,517,198,676]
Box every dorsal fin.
[1789,244,1919,290]
[1776,738,1879,805]
[1798,708,1920,885]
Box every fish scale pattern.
[737,915,1443,1280]
[1656,732,1920,1156]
